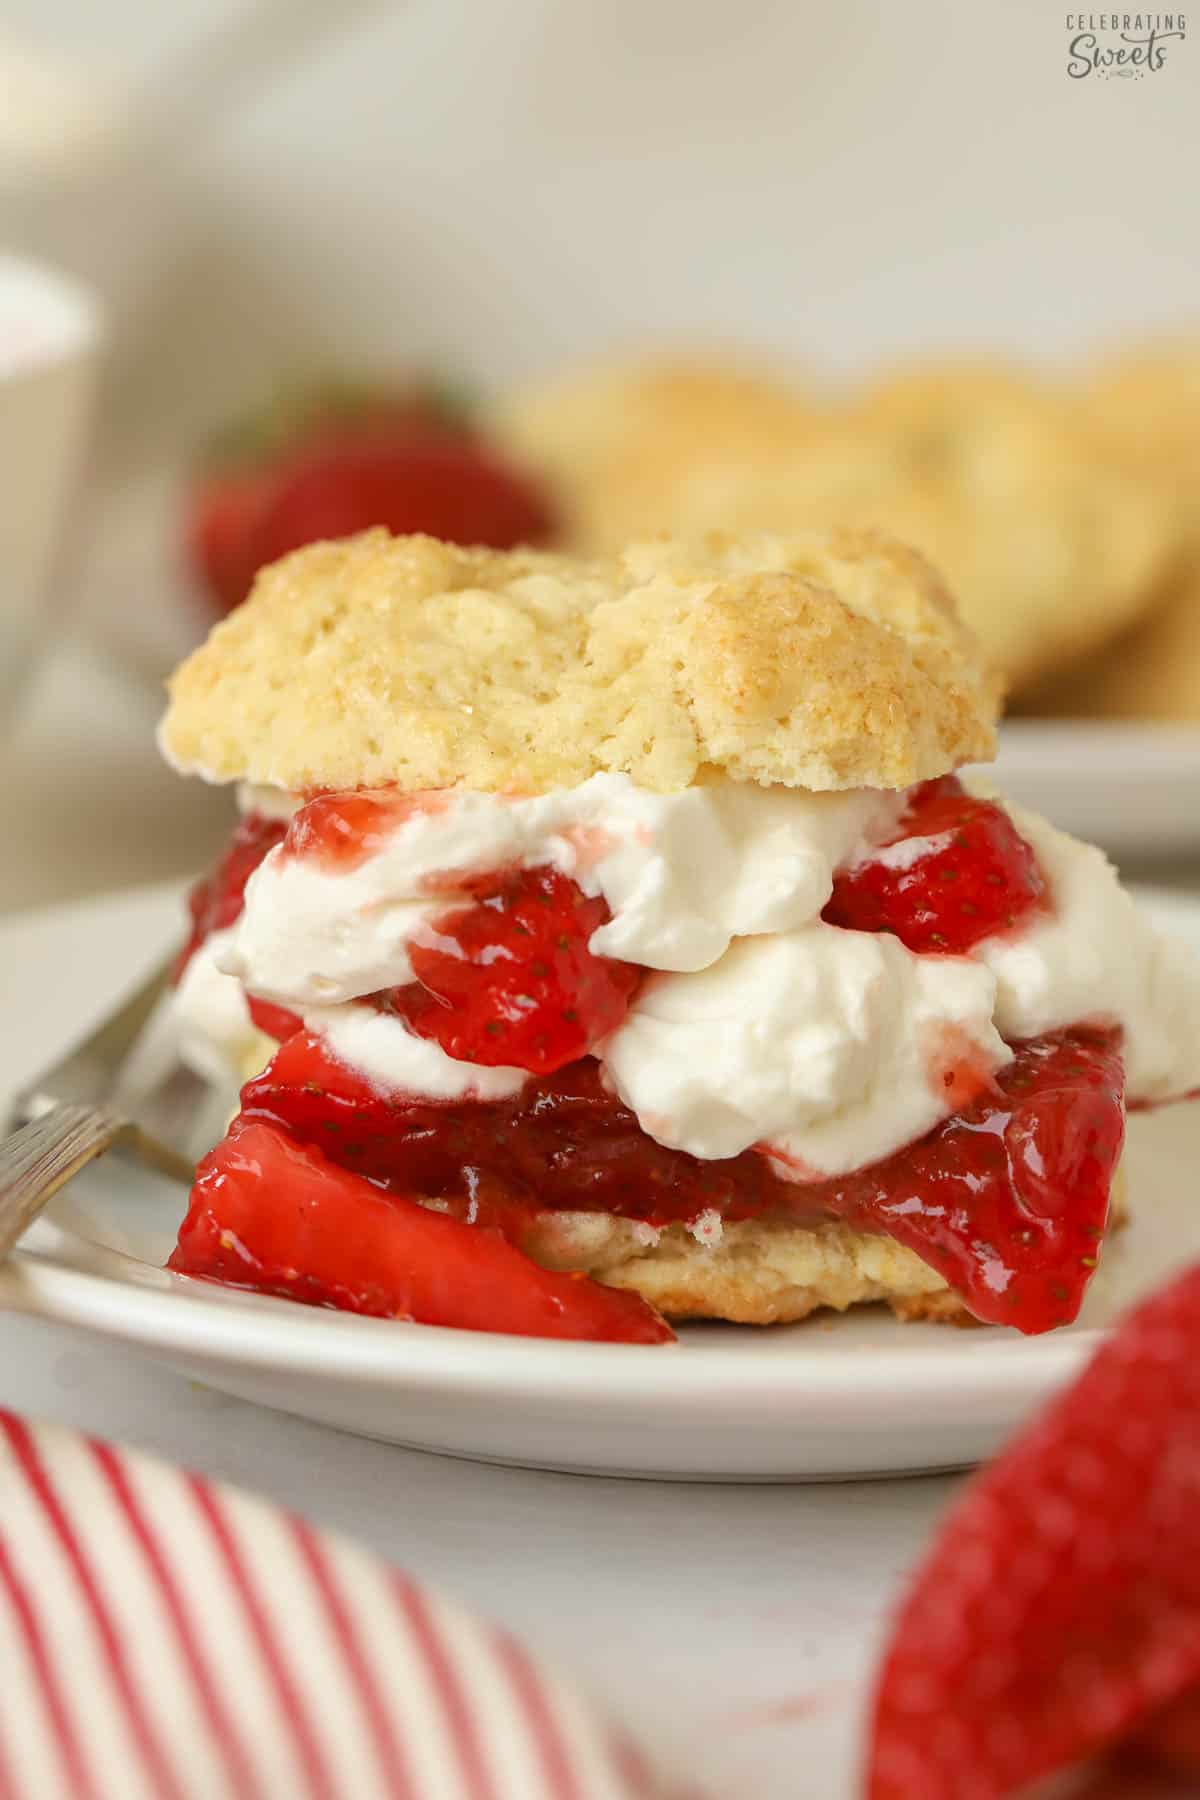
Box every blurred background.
[3,0,1199,915]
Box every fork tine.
[0,1104,125,1258]
[7,951,213,1184]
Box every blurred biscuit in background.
[490,347,820,548]
[500,354,1181,702]
[1030,337,1200,723]
[1077,337,1200,506]
[1027,565,1200,723]
[756,359,1182,700]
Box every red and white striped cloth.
[0,1411,691,1800]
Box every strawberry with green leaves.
[186,375,557,613]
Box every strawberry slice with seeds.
[382,865,642,1075]
[868,1262,1200,1799]
[169,1118,673,1344]
[824,775,1047,954]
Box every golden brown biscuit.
[524,1211,954,1325]
[160,526,999,796]
[651,359,1181,697]
[508,1157,1126,1327]
[491,348,819,547]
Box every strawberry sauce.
[239,1024,1125,1333]
[172,778,1135,1337]
[176,812,287,977]
[282,787,449,870]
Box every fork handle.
[0,1104,125,1260]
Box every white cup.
[0,252,101,721]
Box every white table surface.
[0,883,959,1800]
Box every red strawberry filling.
[176,812,288,978]
[229,1023,1123,1335]
[169,1119,671,1344]
[379,866,642,1073]
[169,779,1134,1340]
[174,811,304,1042]
[824,774,1047,953]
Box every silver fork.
[0,956,222,1261]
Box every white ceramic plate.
[994,721,1200,859]
[1,882,1199,1482]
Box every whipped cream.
[204,772,1200,1180]
[222,774,905,1006]
[601,924,1008,1172]
[303,1003,527,1102]
[173,928,271,1086]
[972,800,1200,1103]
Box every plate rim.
[0,1232,1101,1405]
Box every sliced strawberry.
[176,813,287,977]
[831,1026,1125,1334]
[240,1029,763,1216]
[168,1119,673,1345]
[380,865,641,1074]
[245,996,304,1043]
[280,786,454,871]
[824,775,1047,954]
[868,1262,1200,1800]
[244,1026,1124,1333]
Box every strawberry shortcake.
[158,528,1200,1343]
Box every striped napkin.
[0,1410,690,1800]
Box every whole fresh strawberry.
[868,1263,1200,1798]
[185,375,557,614]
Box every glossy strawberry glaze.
[176,812,287,976]
[824,775,1047,953]
[382,866,642,1072]
[175,812,302,1039]
[281,787,449,872]
[170,1118,672,1344]
[173,780,1132,1337]
[241,1025,1124,1333]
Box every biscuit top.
[160,526,1000,796]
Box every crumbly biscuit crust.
[520,1160,1128,1327]
[524,1211,954,1325]
[161,527,998,796]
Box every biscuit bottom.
[504,1165,1128,1329]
